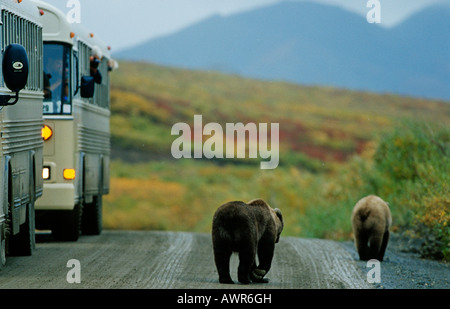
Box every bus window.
[43,44,72,115]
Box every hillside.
[106,61,449,260]
[116,2,450,101]
[110,61,448,168]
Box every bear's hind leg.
[377,230,389,262]
[355,231,370,260]
[237,246,256,284]
[214,245,234,284]
[368,235,383,261]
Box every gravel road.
[343,233,450,289]
[0,230,448,289]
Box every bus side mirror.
[80,76,95,98]
[1,44,29,106]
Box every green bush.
[367,121,449,260]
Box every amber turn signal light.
[42,125,53,141]
[63,169,76,180]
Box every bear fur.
[212,199,284,284]
[351,195,392,261]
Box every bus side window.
[73,51,80,97]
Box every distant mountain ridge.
[116,1,450,101]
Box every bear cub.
[351,195,392,261]
[212,199,284,284]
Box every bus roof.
[71,22,111,59]
[0,0,42,24]
[31,0,72,45]
[31,0,111,59]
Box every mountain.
[115,2,450,101]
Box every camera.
[91,57,100,69]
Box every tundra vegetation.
[105,61,449,261]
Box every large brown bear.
[212,199,284,284]
[351,195,392,261]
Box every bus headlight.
[43,167,50,180]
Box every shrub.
[368,121,449,260]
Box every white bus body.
[33,0,113,241]
[0,0,44,268]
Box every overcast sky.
[42,0,447,54]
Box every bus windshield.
[43,44,72,115]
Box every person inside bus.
[90,46,103,84]
[43,72,52,99]
[43,54,70,114]
[108,59,119,72]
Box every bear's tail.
[214,214,247,251]
[218,227,241,244]
[359,208,371,222]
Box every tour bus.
[0,0,44,269]
[33,0,114,241]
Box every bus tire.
[52,202,82,242]
[81,195,103,235]
[9,202,35,256]
[0,228,6,269]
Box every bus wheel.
[81,195,103,235]
[9,203,35,256]
[0,228,6,269]
[52,202,82,241]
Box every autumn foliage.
[105,61,449,260]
